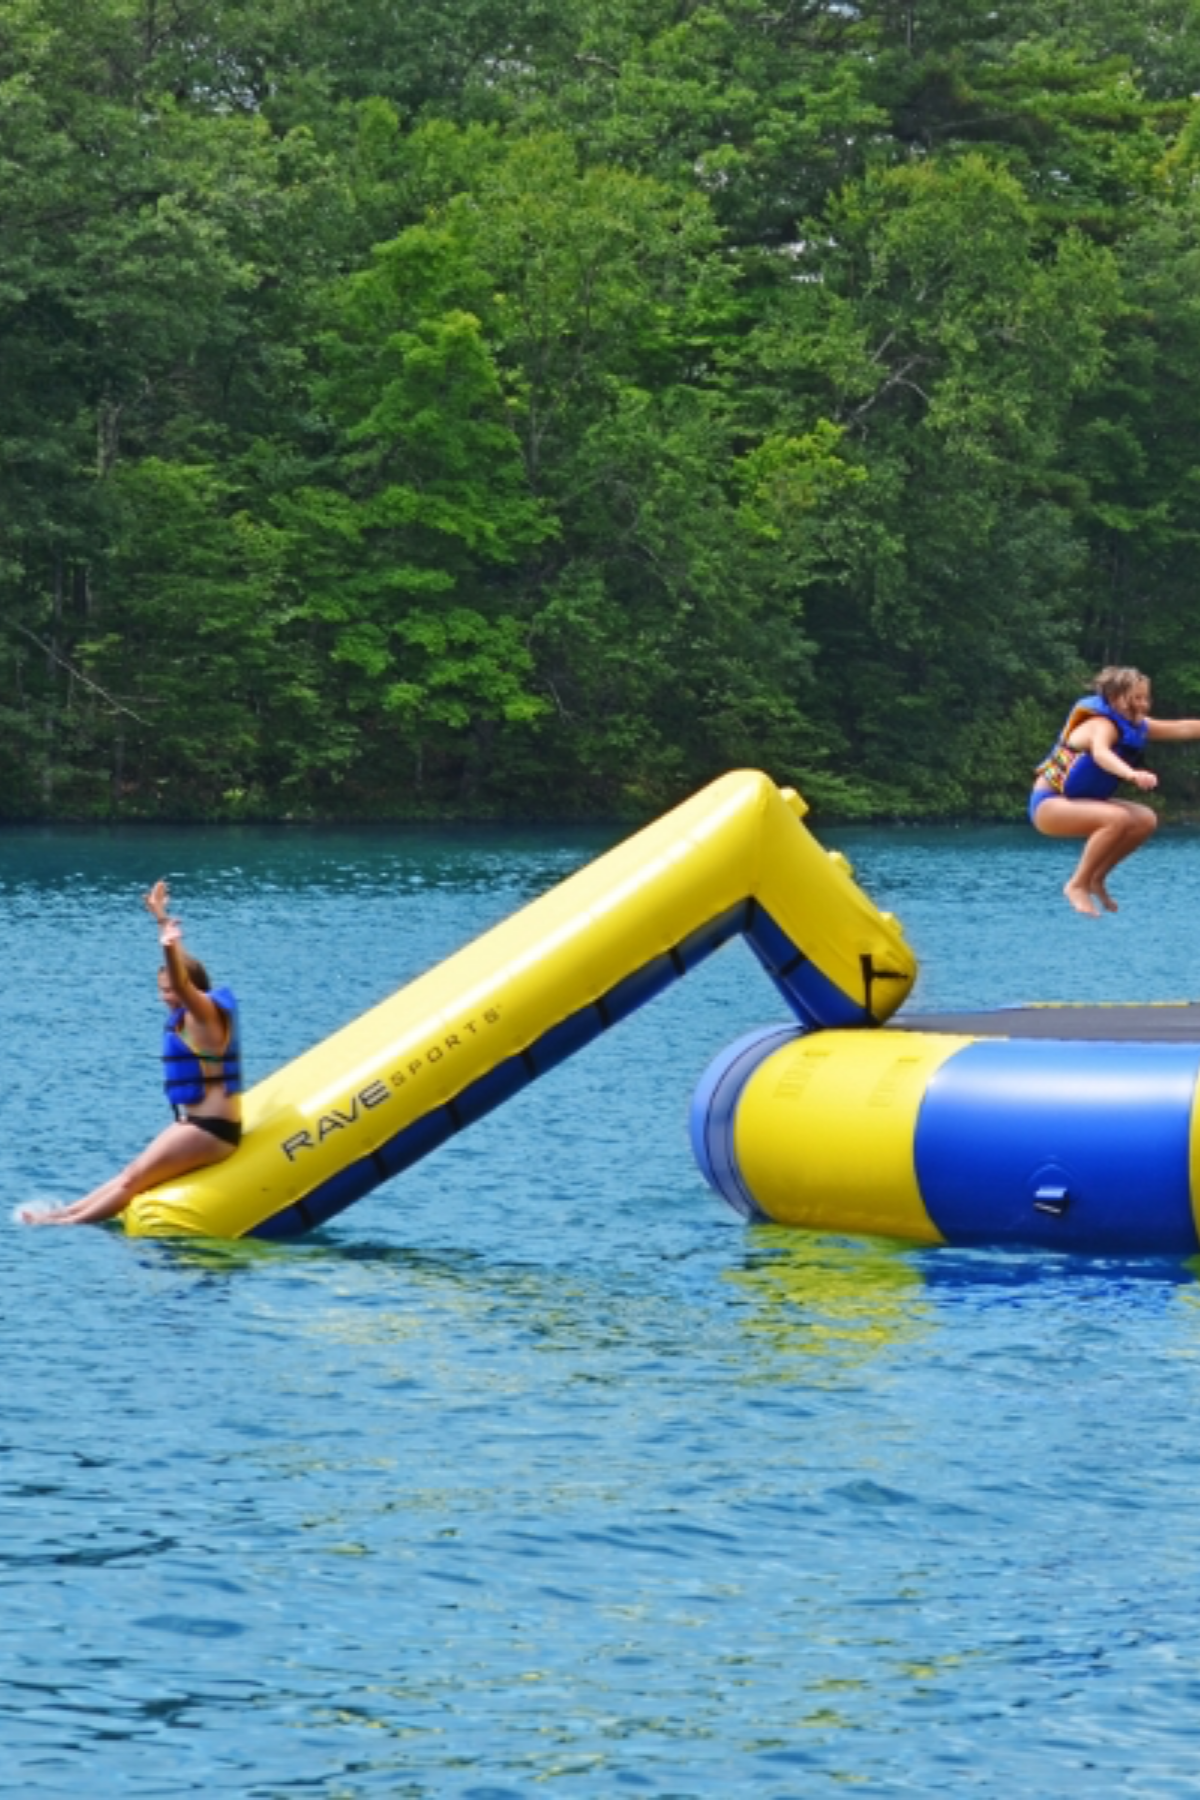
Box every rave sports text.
[279,1008,503,1161]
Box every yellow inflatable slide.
[125,770,915,1239]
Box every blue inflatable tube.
[689,1007,1200,1255]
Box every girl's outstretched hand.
[144,878,170,924]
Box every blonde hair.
[1092,666,1148,708]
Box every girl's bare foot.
[1091,881,1119,913]
[1064,880,1099,916]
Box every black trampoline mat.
[886,1003,1200,1043]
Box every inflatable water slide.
[127,768,1200,1255]
[127,770,913,1240]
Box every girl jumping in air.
[1030,667,1200,916]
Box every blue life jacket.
[1034,695,1149,801]
[163,986,242,1109]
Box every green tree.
[1063,178,1200,801]
[735,153,1121,811]
[0,0,343,812]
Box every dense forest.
[4,0,1200,821]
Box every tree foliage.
[3,0,1200,818]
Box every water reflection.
[726,1229,930,1379]
[917,1245,1200,1297]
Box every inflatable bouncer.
[124,769,1200,1255]
[691,1006,1200,1255]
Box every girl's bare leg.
[1084,801,1157,910]
[1032,797,1157,915]
[21,1121,238,1226]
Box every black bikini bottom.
[180,1114,243,1147]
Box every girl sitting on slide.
[21,880,243,1226]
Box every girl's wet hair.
[1092,666,1148,707]
[182,953,211,992]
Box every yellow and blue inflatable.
[125,767,1200,1255]
[690,1006,1200,1255]
[126,770,914,1239]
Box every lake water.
[6,809,1200,1796]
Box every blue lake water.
[6,810,1200,1796]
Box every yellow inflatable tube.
[125,769,915,1240]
